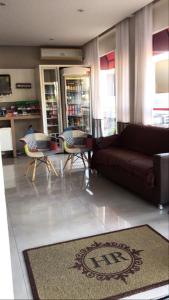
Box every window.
[100,51,116,136]
[152,28,169,126]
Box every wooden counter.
[0,114,42,157]
[0,115,41,121]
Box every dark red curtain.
[100,51,115,70]
[153,28,169,55]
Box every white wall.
[0,148,14,299]
[99,30,116,57]
[0,69,37,102]
[153,0,169,33]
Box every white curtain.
[116,19,130,123]
[83,38,103,120]
[134,4,155,125]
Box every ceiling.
[0,0,153,46]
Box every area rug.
[23,225,169,300]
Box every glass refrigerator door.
[43,69,62,145]
[65,76,91,133]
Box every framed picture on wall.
[16,83,32,89]
[0,74,12,95]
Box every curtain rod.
[98,0,160,38]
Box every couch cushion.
[93,147,155,187]
[119,124,169,155]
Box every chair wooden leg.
[45,157,51,173]
[32,159,37,182]
[47,158,59,177]
[81,153,86,168]
[70,154,74,171]
[63,154,71,170]
[25,160,34,176]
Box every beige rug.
[23,225,169,300]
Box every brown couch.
[91,124,169,209]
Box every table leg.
[11,119,17,158]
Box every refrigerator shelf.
[47,117,58,120]
[47,124,59,127]
[68,114,82,117]
[45,100,57,103]
[67,104,89,107]
[67,103,81,105]
[46,108,58,111]
[44,82,56,85]
[66,90,89,93]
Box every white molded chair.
[20,133,59,181]
[59,129,92,171]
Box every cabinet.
[39,66,63,147]
[0,128,13,151]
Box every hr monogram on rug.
[70,241,144,283]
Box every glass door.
[41,67,63,149]
[100,51,116,136]
[62,68,91,133]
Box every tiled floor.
[3,155,169,300]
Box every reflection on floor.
[3,155,169,300]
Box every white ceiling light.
[77,8,85,13]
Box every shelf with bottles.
[44,82,56,85]
[45,92,56,95]
[44,84,56,96]
[47,117,58,120]
[46,112,58,123]
[46,107,58,111]
[66,89,89,93]
[67,116,88,127]
[47,118,58,124]
[48,128,59,135]
[47,124,59,127]
[45,99,57,104]
[67,104,82,116]
[45,93,56,97]
[67,113,89,118]
[49,132,60,138]
[67,94,89,103]
[45,85,55,88]
[66,93,89,104]
[67,97,89,104]
[46,103,58,110]
[45,92,57,97]
[15,100,41,115]
[81,105,90,109]
[66,90,89,94]
[68,115,82,117]
[66,79,89,91]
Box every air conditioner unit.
[40,48,83,62]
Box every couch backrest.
[120,124,169,155]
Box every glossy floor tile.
[3,155,169,300]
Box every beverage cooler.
[39,66,92,149]
[39,67,63,148]
[60,67,92,134]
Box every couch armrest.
[153,153,169,204]
[93,134,120,150]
